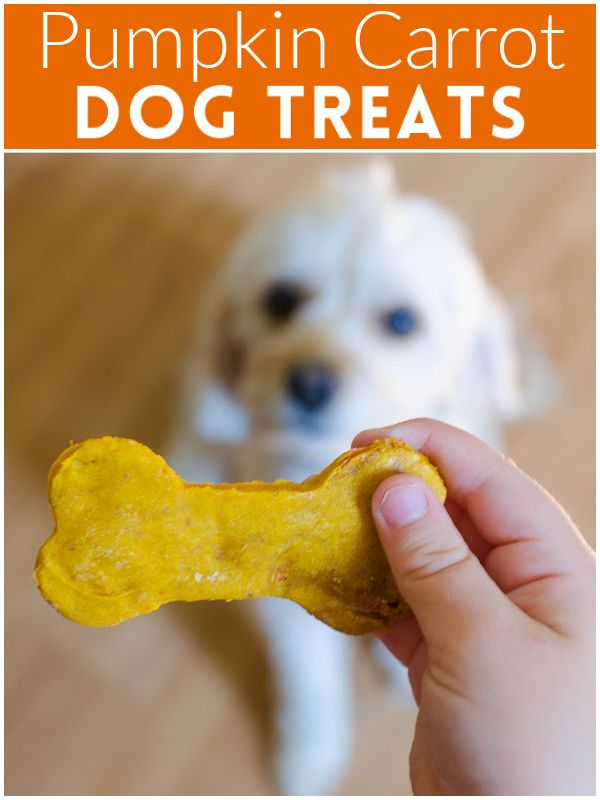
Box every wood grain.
[5,154,594,795]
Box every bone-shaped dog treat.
[35,437,446,634]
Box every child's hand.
[354,419,595,795]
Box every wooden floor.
[5,154,595,796]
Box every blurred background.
[5,154,595,795]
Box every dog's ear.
[474,285,560,426]
[474,288,557,423]
[208,289,246,389]
[474,289,523,421]
[183,267,250,443]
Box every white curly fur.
[167,160,528,794]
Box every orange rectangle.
[4,4,596,149]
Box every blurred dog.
[168,161,526,794]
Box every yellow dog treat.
[35,437,446,634]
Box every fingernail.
[379,483,428,526]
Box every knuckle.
[398,532,472,583]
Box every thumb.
[372,474,507,653]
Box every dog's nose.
[287,362,339,412]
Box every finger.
[372,473,511,658]
[445,498,491,564]
[407,640,428,705]
[377,611,422,667]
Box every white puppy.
[167,161,524,794]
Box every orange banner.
[4,4,596,149]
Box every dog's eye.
[263,282,306,322]
[381,307,419,336]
